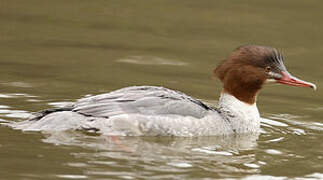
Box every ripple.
[85,170,134,177]
[261,118,289,127]
[260,114,323,136]
[0,118,9,123]
[243,163,259,168]
[0,109,12,113]
[0,109,32,119]
[267,113,323,132]
[56,175,88,179]
[265,149,283,155]
[26,99,43,102]
[48,102,74,108]
[242,175,286,180]
[0,82,33,88]
[0,93,37,98]
[88,160,117,166]
[258,161,266,165]
[304,173,323,179]
[119,176,134,179]
[269,114,301,121]
[0,94,13,98]
[65,162,89,168]
[313,122,323,127]
[167,162,193,168]
[5,112,31,119]
[267,137,285,142]
[292,128,306,135]
[0,105,10,109]
[304,107,323,111]
[191,147,233,156]
[116,56,188,66]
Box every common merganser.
[13,45,316,136]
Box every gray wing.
[72,86,214,119]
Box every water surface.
[1,0,323,179]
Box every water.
[1,0,322,179]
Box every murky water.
[1,0,322,179]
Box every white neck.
[217,92,260,133]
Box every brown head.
[214,45,316,104]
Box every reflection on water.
[1,0,323,179]
[42,131,258,151]
[41,131,259,179]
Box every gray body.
[12,86,260,136]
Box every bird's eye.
[265,66,271,72]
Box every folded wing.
[73,86,214,119]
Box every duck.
[13,45,316,136]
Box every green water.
[0,0,322,179]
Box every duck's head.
[214,45,316,104]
